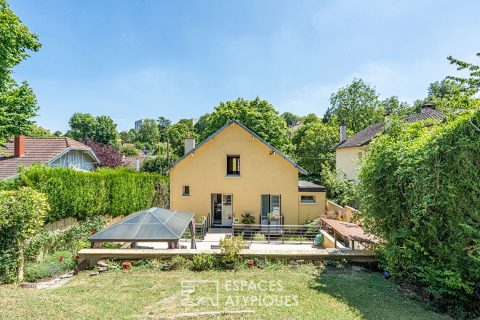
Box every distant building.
[135,119,144,131]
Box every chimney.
[14,135,26,158]
[421,102,435,113]
[184,137,196,155]
[339,121,347,144]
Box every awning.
[89,207,195,242]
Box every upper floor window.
[227,155,240,175]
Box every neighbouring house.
[335,103,445,181]
[167,120,326,226]
[0,135,100,179]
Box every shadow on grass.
[308,267,449,320]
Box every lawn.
[0,266,449,320]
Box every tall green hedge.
[15,166,169,222]
[359,110,480,316]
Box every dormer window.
[227,155,240,175]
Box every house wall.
[170,124,313,225]
[50,150,95,171]
[298,191,326,223]
[335,146,365,181]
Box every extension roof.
[165,120,308,174]
[0,137,99,179]
[89,208,194,242]
[336,110,445,149]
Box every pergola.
[89,207,196,249]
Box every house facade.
[0,136,100,179]
[168,120,326,226]
[335,104,445,181]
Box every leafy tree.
[281,112,301,127]
[0,0,41,146]
[199,97,293,154]
[168,119,197,158]
[120,128,136,144]
[380,96,413,116]
[120,144,139,156]
[141,156,169,174]
[66,113,118,145]
[24,124,52,137]
[135,119,160,150]
[83,139,123,168]
[156,116,171,142]
[447,52,480,92]
[52,131,62,137]
[293,121,338,176]
[0,187,49,282]
[326,78,383,133]
[193,113,209,138]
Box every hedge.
[14,166,169,222]
[359,110,480,316]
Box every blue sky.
[10,0,480,132]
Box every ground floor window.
[300,195,316,204]
[182,186,190,196]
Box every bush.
[140,156,169,174]
[170,256,193,270]
[192,253,216,271]
[0,187,50,283]
[220,236,245,265]
[120,144,139,156]
[16,166,169,222]
[24,250,77,282]
[359,111,480,316]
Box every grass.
[0,266,449,320]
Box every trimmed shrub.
[16,166,169,222]
[359,110,480,316]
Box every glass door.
[221,194,233,226]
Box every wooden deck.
[77,248,377,269]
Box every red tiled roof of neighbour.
[336,110,445,149]
[0,137,94,179]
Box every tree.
[83,139,124,168]
[52,131,63,137]
[193,113,209,138]
[135,119,160,150]
[141,156,170,174]
[24,124,52,137]
[380,96,413,116]
[281,112,301,127]
[168,119,197,158]
[120,129,136,144]
[0,187,49,282]
[447,52,480,92]
[293,121,338,177]
[326,78,383,133]
[156,116,171,142]
[66,113,118,145]
[199,97,293,154]
[0,0,41,146]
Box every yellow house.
[335,105,445,181]
[167,120,326,226]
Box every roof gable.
[166,120,307,174]
[0,137,99,179]
[336,110,445,149]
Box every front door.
[221,194,233,226]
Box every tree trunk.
[17,242,24,283]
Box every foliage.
[379,96,414,117]
[167,119,197,158]
[136,118,160,150]
[120,144,139,156]
[191,253,216,271]
[24,123,52,137]
[24,250,77,282]
[293,120,338,176]
[253,233,266,241]
[120,128,137,144]
[321,164,359,208]
[0,187,50,283]
[16,166,169,222]
[25,216,106,261]
[240,213,256,224]
[66,113,119,145]
[0,0,41,146]
[220,236,245,264]
[140,155,169,174]
[170,255,193,270]
[197,97,293,154]
[281,112,301,127]
[156,116,171,142]
[447,52,480,93]
[358,110,480,315]
[83,139,124,168]
[325,78,383,133]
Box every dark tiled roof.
[298,180,326,192]
[0,137,96,179]
[336,110,445,149]
[166,120,308,174]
